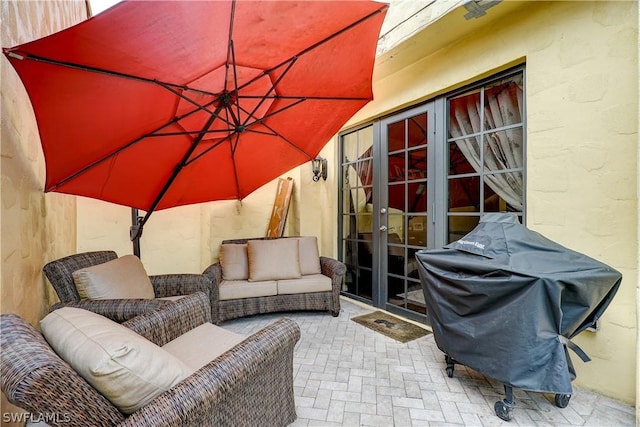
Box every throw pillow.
[296,236,322,275]
[219,243,249,280]
[247,239,301,281]
[72,255,155,300]
[40,307,192,414]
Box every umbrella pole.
[131,208,142,257]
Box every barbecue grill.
[416,213,622,421]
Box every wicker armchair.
[43,251,217,323]
[0,292,300,427]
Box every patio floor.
[222,297,636,427]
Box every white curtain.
[449,80,524,210]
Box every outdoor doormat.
[351,311,431,343]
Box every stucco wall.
[350,0,638,405]
[1,0,87,421]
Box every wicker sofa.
[203,236,346,322]
[0,292,300,427]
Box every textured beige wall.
[77,198,204,274]
[1,0,88,422]
[350,0,638,405]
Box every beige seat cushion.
[219,243,249,280]
[219,280,277,301]
[40,307,191,414]
[247,239,301,281]
[72,255,155,300]
[163,323,245,371]
[295,236,322,275]
[277,274,332,295]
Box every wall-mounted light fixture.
[312,156,327,181]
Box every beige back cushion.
[219,243,249,280]
[40,307,192,414]
[247,239,301,281]
[296,236,322,275]
[72,255,155,300]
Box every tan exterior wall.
[1,0,88,422]
[349,0,638,405]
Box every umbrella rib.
[224,0,237,94]
[240,94,371,101]
[244,97,306,126]
[139,110,223,228]
[229,40,243,127]
[263,123,314,159]
[48,118,183,191]
[50,96,229,190]
[150,128,233,137]
[156,80,220,117]
[244,128,278,137]
[8,51,223,98]
[184,133,234,166]
[241,58,298,127]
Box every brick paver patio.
[222,298,636,426]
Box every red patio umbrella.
[4,0,387,254]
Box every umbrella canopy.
[4,0,387,239]
[415,213,621,394]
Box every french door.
[340,103,438,322]
[339,67,525,323]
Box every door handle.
[379,225,388,232]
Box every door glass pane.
[406,280,426,314]
[388,152,405,182]
[342,188,352,215]
[484,172,523,212]
[448,216,480,243]
[408,113,427,148]
[449,139,479,175]
[448,89,481,139]
[408,215,427,246]
[408,148,427,179]
[343,132,358,163]
[387,214,404,244]
[484,75,523,130]
[358,234,373,268]
[483,129,523,172]
[388,183,405,214]
[407,249,421,280]
[358,268,373,299]
[387,276,405,304]
[448,176,480,211]
[407,181,427,213]
[387,247,404,276]
[388,121,405,152]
